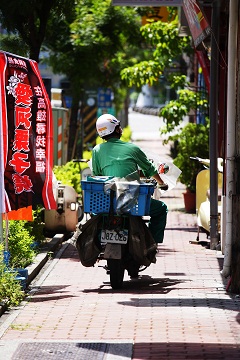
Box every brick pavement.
[0,182,240,359]
[0,140,240,359]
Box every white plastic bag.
[141,149,182,195]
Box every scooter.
[76,176,158,289]
[76,155,181,290]
[192,157,223,241]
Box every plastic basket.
[81,180,154,216]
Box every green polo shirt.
[92,138,157,179]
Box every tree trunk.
[67,102,79,161]
[124,95,129,127]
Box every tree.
[160,87,208,133]
[121,16,191,87]
[0,33,29,58]
[0,0,74,62]
[120,13,210,137]
[45,0,149,158]
[0,0,147,158]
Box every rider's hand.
[158,183,168,191]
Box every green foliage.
[121,125,132,142]
[43,0,145,157]
[4,221,36,268]
[129,91,139,105]
[121,60,163,88]
[82,150,92,160]
[160,76,209,134]
[24,206,45,245]
[1,207,46,285]
[0,33,29,57]
[119,13,208,146]
[46,0,144,89]
[121,18,192,87]
[0,245,25,307]
[168,74,190,89]
[53,158,91,194]
[96,136,104,145]
[169,121,210,192]
[141,19,191,60]
[53,160,83,194]
[0,0,75,62]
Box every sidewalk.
[0,141,240,359]
[0,183,239,359]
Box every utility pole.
[230,0,240,294]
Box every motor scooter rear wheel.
[107,259,125,289]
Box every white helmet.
[96,114,120,138]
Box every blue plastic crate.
[81,180,154,216]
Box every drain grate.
[13,342,109,360]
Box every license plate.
[101,229,128,244]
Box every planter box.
[183,191,196,213]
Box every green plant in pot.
[173,121,209,190]
[159,78,209,212]
[167,121,210,212]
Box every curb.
[26,234,65,285]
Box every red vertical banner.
[0,51,56,212]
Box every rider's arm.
[152,172,165,185]
[152,172,168,189]
[134,146,169,189]
[133,147,157,176]
[134,147,167,184]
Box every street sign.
[97,107,116,118]
[85,89,97,107]
[97,88,112,109]
[112,0,183,6]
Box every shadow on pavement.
[118,296,240,311]
[132,341,240,359]
[83,275,186,295]
[27,285,75,302]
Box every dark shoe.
[126,262,140,278]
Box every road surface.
[128,109,165,141]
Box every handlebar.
[141,178,169,191]
[158,183,169,191]
[73,159,89,163]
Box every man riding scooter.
[92,113,168,244]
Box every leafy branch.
[160,86,209,134]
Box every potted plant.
[167,121,210,212]
[158,75,209,212]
